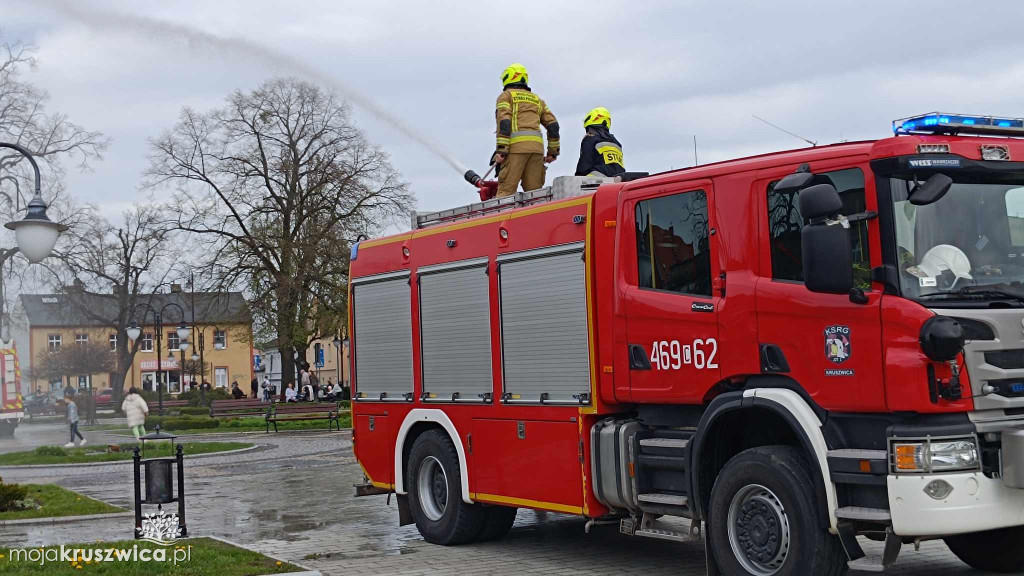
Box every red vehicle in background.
[350,113,1024,574]
[0,343,24,436]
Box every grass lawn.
[0,484,124,521]
[0,537,302,575]
[0,442,251,466]
[86,413,352,436]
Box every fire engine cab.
[350,113,1024,574]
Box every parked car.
[95,389,114,405]
[23,394,57,418]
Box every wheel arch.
[394,409,472,504]
[689,386,837,531]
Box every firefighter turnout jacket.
[575,126,625,177]
[495,84,560,157]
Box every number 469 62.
[650,339,718,370]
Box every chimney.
[170,283,182,293]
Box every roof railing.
[411,175,614,229]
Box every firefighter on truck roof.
[575,106,625,178]
[491,63,560,198]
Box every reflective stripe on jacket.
[495,86,559,155]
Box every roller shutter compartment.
[419,260,492,402]
[499,244,590,404]
[353,273,413,401]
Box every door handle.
[628,344,651,370]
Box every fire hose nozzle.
[464,170,482,186]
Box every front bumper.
[888,472,1024,536]
[888,427,1024,537]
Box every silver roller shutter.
[353,273,413,401]
[419,259,492,401]
[499,244,591,404]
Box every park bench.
[210,398,268,419]
[265,401,345,433]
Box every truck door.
[754,163,886,412]
[622,180,722,403]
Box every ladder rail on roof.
[412,175,614,230]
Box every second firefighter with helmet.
[575,106,625,178]
[492,63,560,198]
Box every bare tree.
[52,204,181,403]
[0,35,109,323]
[147,77,411,394]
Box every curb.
[0,511,132,526]
[206,535,321,576]
[0,444,261,470]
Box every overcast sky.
[5,0,1024,222]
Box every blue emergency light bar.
[894,112,1024,137]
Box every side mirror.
[800,183,853,294]
[909,173,953,206]
[774,171,815,193]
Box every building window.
[75,333,88,344]
[214,367,228,388]
[48,334,62,351]
[109,333,117,351]
[767,167,869,288]
[635,189,712,296]
[167,331,180,351]
[213,330,226,350]
[141,333,153,352]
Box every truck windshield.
[892,174,1024,302]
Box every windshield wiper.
[917,285,1024,303]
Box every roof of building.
[18,291,250,328]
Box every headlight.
[892,437,980,473]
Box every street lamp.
[178,339,190,391]
[332,336,343,390]
[0,142,68,263]
[0,143,68,367]
[125,302,190,415]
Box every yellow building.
[15,290,253,396]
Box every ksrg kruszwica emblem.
[824,325,851,364]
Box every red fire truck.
[350,113,1024,574]
[0,342,24,436]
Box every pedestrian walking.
[121,387,149,440]
[250,377,258,399]
[64,391,86,447]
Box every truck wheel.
[945,526,1024,572]
[709,446,846,576]
[0,421,15,437]
[475,506,517,542]
[407,429,484,545]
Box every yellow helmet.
[501,63,529,87]
[583,107,612,129]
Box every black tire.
[709,445,847,576]
[475,505,517,542]
[406,429,485,545]
[0,421,16,437]
[945,526,1024,573]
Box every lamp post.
[178,339,189,392]
[0,142,68,355]
[193,324,222,402]
[126,302,190,415]
[332,336,342,388]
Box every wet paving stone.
[0,422,991,575]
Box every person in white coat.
[121,387,149,440]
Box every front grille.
[985,350,1024,369]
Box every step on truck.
[350,113,1024,575]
